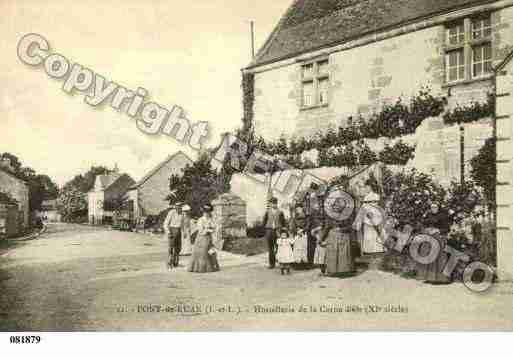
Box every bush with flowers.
[381,168,482,228]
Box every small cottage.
[127,151,193,218]
[88,167,135,225]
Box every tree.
[0,152,22,173]
[62,166,110,193]
[470,137,496,212]
[0,153,59,211]
[58,165,111,222]
[445,180,482,224]
[382,168,447,228]
[56,188,87,222]
[168,154,225,218]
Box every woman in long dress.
[416,203,451,284]
[188,204,220,273]
[325,224,355,276]
[354,181,385,254]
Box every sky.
[0,0,292,186]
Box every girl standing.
[312,226,327,275]
[293,227,308,265]
[276,229,295,275]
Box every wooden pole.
[460,124,465,183]
[250,21,255,59]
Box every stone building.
[0,158,29,233]
[242,0,512,184]
[127,152,193,218]
[40,199,61,222]
[244,0,513,141]
[241,0,513,277]
[88,167,135,225]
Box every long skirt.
[181,229,193,255]
[313,245,327,265]
[188,233,219,273]
[416,233,450,283]
[325,228,354,275]
[362,223,385,254]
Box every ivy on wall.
[443,93,495,126]
[237,82,495,169]
[241,73,255,136]
[251,87,447,159]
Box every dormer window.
[301,59,330,108]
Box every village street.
[1,223,513,331]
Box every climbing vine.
[443,93,495,126]
[237,83,494,170]
[241,72,255,137]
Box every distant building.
[40,199,61,222]
[88,166,135,225]
[127,152,193,218]
[0,158,29,236]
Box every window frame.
[444,13,493,85]
[471,42,493,79]
[300,58,330,109]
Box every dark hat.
[280,228,289,236]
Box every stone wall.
[212,193,247,249]
[0,169,29,228]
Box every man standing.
[262,197,286,269]
[163,202,184,270]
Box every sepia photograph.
[1,0,513,338]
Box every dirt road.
[1,223,513,331]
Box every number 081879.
[10,335,41,344]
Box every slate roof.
[248,0,495,68]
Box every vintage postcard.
[1,0,513,334]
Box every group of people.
[264,177,386,277]
[264,194,365,277]
[162,178,454,283]
[264,183,456,283]
[163,202,219,273]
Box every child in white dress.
[312,226,327,275]
[276,229,295,275]
[293,227,308,264]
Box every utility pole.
[460,124,465,183]
[250,20,255,59]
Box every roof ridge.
[130,151,191,190]
[246,0,498,70]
